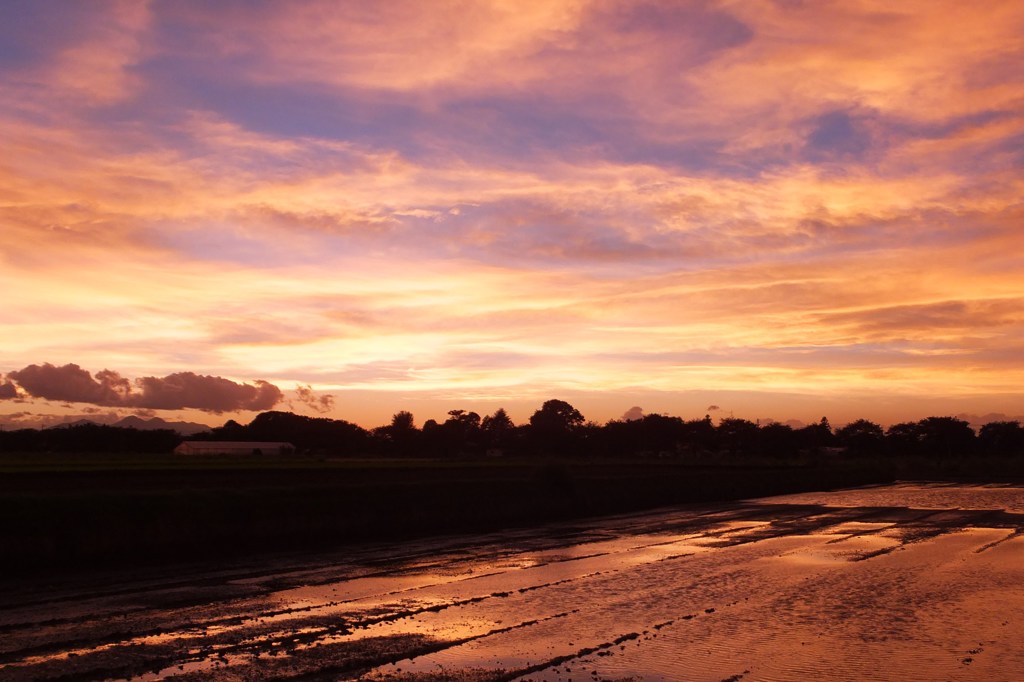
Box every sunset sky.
[2,0,1023,430]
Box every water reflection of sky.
[764,482,1024,513]
[5,483,1024,681]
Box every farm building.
[174,441,296,456]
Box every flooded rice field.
[3,482,1024,681]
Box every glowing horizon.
[2,1,1023,431]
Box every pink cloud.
[6,363,283,414]
[1,1,1022,430]
[294,384,335,413]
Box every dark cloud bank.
[3,363,282,413]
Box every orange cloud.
[1,1,1022,427]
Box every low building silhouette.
[174,441,295,456]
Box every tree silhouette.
[445,409,481,430]
[528,399,585,454]
[645,414,686,452]
[529,399,584,432]
[379,410,419,455]
[438,409,482,455]
[795,416,834,453]
[481,407,513,432]
[679,416,716,455]
[715,418,759,455]
[835,419,884,456]
[917,416,975,457]
[759,422,798,459]
[0,423,179,453]
[979,421,1024,456]
[391,411,415,431]
[7,400,1023,461]
[886,421,924,455]
[204,410,369,453]
[481,408,515,450]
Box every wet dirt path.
[3,482,1024,681]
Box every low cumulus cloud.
[133,373,282,412]
[622,406,644,421]
[0,381,18,399]
[293,384,335,413]
[5,363,283,413]
[6,364,124,404]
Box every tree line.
[2,399,1023,458]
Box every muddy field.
[0,458,894,574]
[3,482,1024,681]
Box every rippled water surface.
[3,482,1024,681]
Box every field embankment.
[6,451,1020,577]
[0,453,896,577]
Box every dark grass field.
[2,451,1020,579]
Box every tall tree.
[528,399,585,454]
[481,408,515,450]
[529,399,584,433]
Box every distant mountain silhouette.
[47,418,100,430]
[113,416,211,435]
[46,415,211,436]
